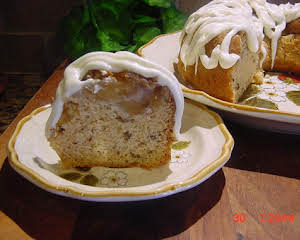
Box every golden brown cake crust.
[177,32,243,103]
[177,59,235,102]
[205,32,242,57]
[284,19,300,35]
[177,16,300,103]
[263,34,300,74]
[177,32,260,103]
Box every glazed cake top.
[179,0,300,71]
[46,51,184,139]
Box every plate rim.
[137,31,300,120]
[7,100,234,200]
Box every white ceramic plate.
[8,100,233,202]
[138,31,300,135]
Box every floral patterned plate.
[7,100,233,202]
[138,31,300,134]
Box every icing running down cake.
[176,0,300,103]
[46,51,184,169]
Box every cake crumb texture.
[48,70,176,169]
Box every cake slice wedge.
[46,51,184,169]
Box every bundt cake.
[176,0,300,103]
[46,51,184,169]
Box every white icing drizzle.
[260,44,267,68]
[180,0,300,71]
[92,83,103,94]
[46,51,184,139]
[250,0,285,68]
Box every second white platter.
[8,100,233,202]
[138,31,300,134]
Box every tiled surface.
[0,74,46,134]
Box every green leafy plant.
[59,0,187,59]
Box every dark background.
[0,0,82,75]
[0,0,81,133]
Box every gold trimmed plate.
[7,100,233,202]
[138,31,300,134]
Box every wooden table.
[0,62,299,240]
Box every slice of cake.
[176,0,300,103]
[46,51,184,169]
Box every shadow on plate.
[0,160,81,239]
[32,156,173,188]
[0,160,225,240]
[181,99,220,131]
[71,168,226,239]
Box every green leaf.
[64,35,85,58]
[80,174,99,186]
[286,91,300,106]
[96,2,120,19]
[143,0,173,8]
[133,14,157,24]
[131,26,161,52]
[126,44,138,52]
[172,141,191,150]
[60,4,94,59]
[93,1,134,44]
[61,5,90,40]
[60,0,187,58]
[161,5,188,33]
[87,0,100,30]
[279,77,295,84]
[95,0,135,10]
[239,84,260,103]
[243,97,278,110]
[96,31,126,51]
[82,5,91,26]
[75,166,91,172]
[64,24,99,59]
[60,172,82,181]
[133,26,161,44]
